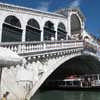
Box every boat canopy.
[63,78,81,81]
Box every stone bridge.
[0,3,99,100]
[0,40,99,100]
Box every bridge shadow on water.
[31,55,100,100]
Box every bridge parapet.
[83,41,98,54]
[83,40,100,60]
[0,40,84,57]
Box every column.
[81,21,85,34]
[40,27,44,41]
[40,21,44,41]
[67,12,71,39]
[0,14,5,42]
[54,24,58,40]
[22,23,27,42]
[0,22,3,42]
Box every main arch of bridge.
[0,4,84,42]
[47,55,100,80]
[28,53,99,100]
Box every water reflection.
[32,90,100,100]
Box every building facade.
[0,3,86,43]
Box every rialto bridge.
[0,3,99,100]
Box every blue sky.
[0,0,100,38]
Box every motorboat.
[56,74,100,90]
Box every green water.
[32,90,100,100]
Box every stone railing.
[83,41,97,54]
[0,40,84,55]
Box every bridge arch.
[57,22,67,40]
[28,51,100,100]
[26,18,41,41]
[43,21,55,41]
[28,53,83,99]
[2,15,22,42]
[70,14,82,40]
[48,55,100,78]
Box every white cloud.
[70,0,81,8]
[36,1,50,11]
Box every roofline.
[0,2,66,18]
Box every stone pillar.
[0,13,5,42]
[22,23,27,42]
[0,21,3,42]
[54,24,58,40]
[65,28,68,40]
[40,21,44,41]
[81,21,85,34]
[67,12,72,39]
[40,27,44,41]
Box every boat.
[55,74,100,90]
[56,75,82,90]
[41,74,100,90]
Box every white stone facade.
[0,3,86,42]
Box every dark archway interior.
[39,55,100,90]
[2,15,22,42]
[45,55,100,81]
[44,21,55,40]
[71,14,82,40]
[26,19,41,41]
[34,55,100,94]
[57,23,67,40]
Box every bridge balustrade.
[0,40,84,55]
[84,41,97,54]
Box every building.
[0,3,87,43]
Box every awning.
[0,47,23,66]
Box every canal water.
[32,90,100,100]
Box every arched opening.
[2,15,22,42]
[39,55,100,90]
[29,53,100,99]
[71,14,82,40]
[51,55,100,77]
[44,21,55,41]
[57,23,67,40]
[84,36,89,41]
[26,19,41,41]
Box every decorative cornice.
[0,3,66,19]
